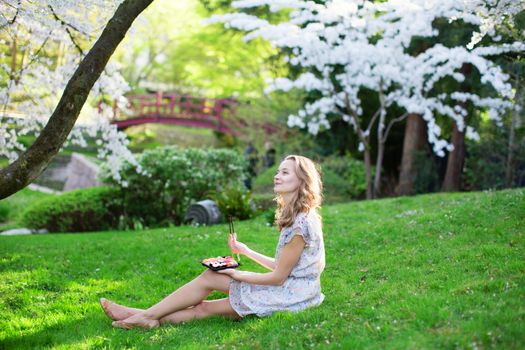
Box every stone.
[1,228,33,236]
[63,153,102,191]
[0,228,49,236]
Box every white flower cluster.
[465,0,525,49]
[212,0,521,156]
[0,0,140,184]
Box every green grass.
[1,189,524,349]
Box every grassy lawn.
[0,188,524,349]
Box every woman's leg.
[101,298,240,323]
[112,269,233,329]
[100,298,142,321]
[159,298,240,324]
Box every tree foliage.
[0,0,154,199]
[211,0,524,198]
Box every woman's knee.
[200,269,215,279]
[198,269,215,286]
[193,302,209,319]
[198,269,230,292]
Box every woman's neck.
[281,191,297,208]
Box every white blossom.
[0,0,140,184]
[212,0,521,157]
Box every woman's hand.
[228,232,248,256]
[216,268,238,278]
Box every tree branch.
[0,0,21,30]
[48,5,88,55]
[14,32,53,82]
[368,82,386,137]
[0,0,155,199]
[365,107,381,135]
[382,112,409,144]
[343,92,367,145]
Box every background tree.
[498,9,525,188]
[0,0,154,199]
[211,0,522,199]
[400,2,525,194]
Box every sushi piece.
[201,256,240,271]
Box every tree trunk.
[442,122,465,192]
[505,107,517,187]
[363,144,373,199]
[0,0,154,199]
[443,63,471,193]
[373,143,384,198]
[506,85,521,187]
[373,104,385,198]
[397,114,427,195]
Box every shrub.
[21,187,123,233]
[208,185,255,221]
[252,193,276,212]
[462,115,525,191]
[253,162,354,201]
[252,164,279,194]
[463,127,525,191]
[262,208,276,227]
[321,155,370,199]
[0,203,9,223]
[321,168,354,200]
[413,150,440,194]
[100,147,248,226]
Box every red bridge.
[107,92,240,135]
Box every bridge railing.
[107,92,237,123]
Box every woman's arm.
[243,246,276,271]
[229,233,276,271]
[218,232,305,286]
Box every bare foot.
[100,298,138,321]
[112,313,160,330]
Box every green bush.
[413,150,440,194]
[463,126,525,191]
[321,167,353,199]
[209,185,255,221]
[253,162,354,201]
[321,154,370,199]
[252,164,279,194]
[0,203,10,223]
[100,147,248,226]
[20,187,123,233]
[252,193,276,212]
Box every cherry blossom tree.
[0,0,154,199]
[211,0,524,198]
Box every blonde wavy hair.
[275,155,323,230]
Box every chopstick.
[228,216,240,262]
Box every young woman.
[101,155,325,329]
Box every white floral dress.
[229,210,325,317]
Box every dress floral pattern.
[229,210,325,317]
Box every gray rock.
[0,228,49,236]
[63,153,102,191]
[1,228,33,236]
